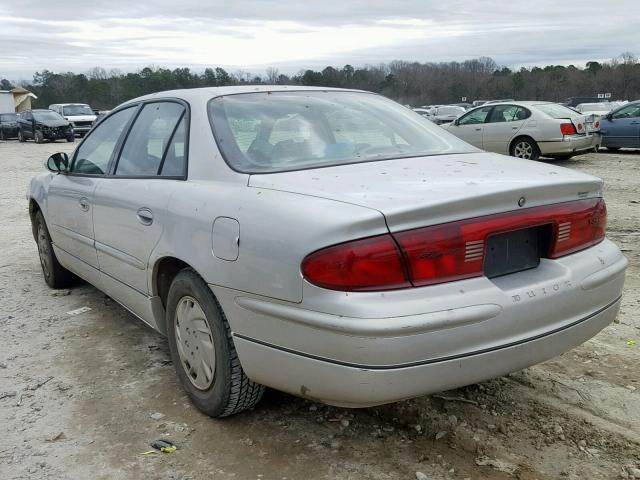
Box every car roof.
[123,85,370,106]
[50,103,90,106]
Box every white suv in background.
[49,103,97,137]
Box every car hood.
[248,152,603,231]
[39,119,70,127]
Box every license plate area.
[484,226,547,279]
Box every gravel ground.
[1,139,639,480]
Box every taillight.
[594,120,600,129]
[302,199,606,291]
[560,123,577,135]
[549,198,606,258]
[301,234,410,291]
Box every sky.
[1,0,639,80]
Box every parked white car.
[575,102,616,117]
[443,101,599,160]
[49,103,97,137]
[428,105,467,125]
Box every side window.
[487,105,519,123]
[159,116,187,177]
[115,102,185,177]
[71,106,136,175]
[612,104,640,119]
[458,106,492,125]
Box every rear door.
[23,111,34,138]
[92,100,188,294]
[445,106,492,149]
[481,105,530,154]
[46,106,137,270]
[601,103,640,148]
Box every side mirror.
[46,152,69,173]
[452,119,459,126]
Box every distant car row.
[0,103,106,143]
[412,99,640,159]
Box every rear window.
[0,113,17,121]
[535,103,580,119]
[208,91,476,173]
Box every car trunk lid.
[248,152,603,233]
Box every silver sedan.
[28,87,626,417]
[442,101,600,160]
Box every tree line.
[2,53,639,110]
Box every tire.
[34,130,44,144]
[0,129,5,141]
[166,268,265,417]
[34,211,75,288]
[67,135,75,143]
[18,129,26,142]
[510,137,540,161]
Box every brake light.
[560,123,577,135]
[594,120,600,129]
[302,199,606,291]
[300,235,411,291]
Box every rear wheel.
[34,130,44,144]
[66,135,75,143]
[0,129,5,141]
[34,211,75,288]
[510,137,540,161]
[166,269,265,417]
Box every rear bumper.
[538,134,599,155]
[1,126,18,137]
[213,238,626,407]
[233,297,621,407]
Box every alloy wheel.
[174,295,216,390]
[514,141,533,159]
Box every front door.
[46,106,138,270]
[92,101,188,294]
[447,106,492,149]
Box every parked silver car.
[28,87,626,417]
[443,101,600,160]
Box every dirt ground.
[0,139,639,480]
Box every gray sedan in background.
[28,87,626,417]
[443,101,600,160]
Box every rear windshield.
[578,103,611,112]
[63,105,94,116]
[0,113,17,121]
[437,106,466,115]
[208,91,476,173]
[535,103,580,119]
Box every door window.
[71,106,136,175]
[457,106,492,125]
[612,104,640,119]
[487,105,530,123]
[115,102,186,177]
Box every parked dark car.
[599,101,640,151]
[566,96,602,108]
[0,112,19,140]
[17,109,74,143]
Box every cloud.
[0,0,638,79]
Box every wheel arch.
[151,256,200,335]
[509,134,538,154]
[28,197,43,241]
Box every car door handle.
[630,121,640,125]
[512,126,519,130]
[78,197,90,212]
[136,208,154,226]
[475,128,482,131]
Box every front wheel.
[166,269,265,417]
[34,211,75,288]
[66,135,75,143]
[18,129,26,142]
[510,137,540,161]
[0,129,5,141]
[34,130,44,144]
